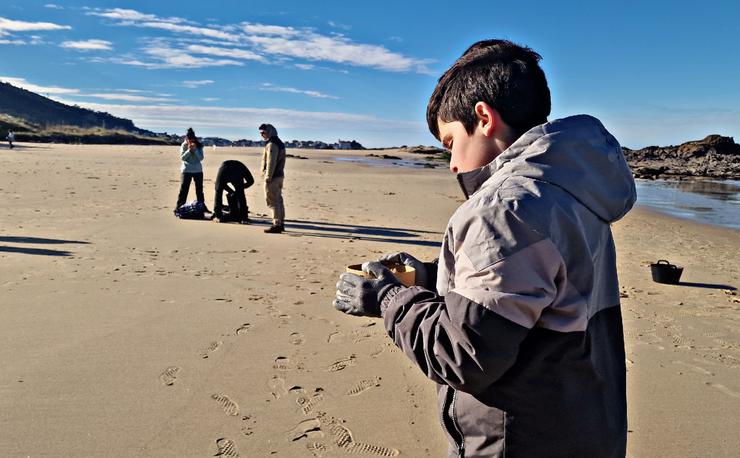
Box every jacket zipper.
[442,386,465,456]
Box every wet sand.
[1,144,738,457]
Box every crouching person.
[213,160,254,224]
[334,39,636,457]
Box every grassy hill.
[0,82,177,145]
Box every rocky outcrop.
[624,135,740,179]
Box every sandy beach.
[1,144,738,457]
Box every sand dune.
[0,144,737,457]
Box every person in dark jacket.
[334,39,635,457]
[212,160,254,224]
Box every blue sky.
[1,0,738,148]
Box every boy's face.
[437,119,502,174]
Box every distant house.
[336,139,353,150]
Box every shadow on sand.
[246,217,443,248]
[0,236,90,245]
[677,282,737,291]
[0,246,73,257]
[0,235,90,257]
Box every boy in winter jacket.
[334,39,636,457]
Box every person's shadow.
[0,236,90,257]
[249,218,442,247]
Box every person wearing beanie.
[175,127,207,213]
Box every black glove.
[334,261,401,317]
[379,252,431,290]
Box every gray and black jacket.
[381,115,636,457]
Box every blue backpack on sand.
[175,201,206,219]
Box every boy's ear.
[474,101,496,137]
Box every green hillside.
[0,82,177,145]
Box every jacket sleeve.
[195,146,204,162]
[180,143,193,161]
[265,143,279,180]
[382,212,566,396]
[243,166,255,188]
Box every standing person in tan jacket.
[259,123,286,233]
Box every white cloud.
[66,102,423,134]
[260,83,338,99]
[241,23,298,36]
[0,76,79,94]
[141,42,243,68]
[83,93,172,102]
[60,39,113,51]
[88,8,240,42]
[245,32,433,73]
[85,8,433,73]
[44,4,63,9]
[182,80,215,88]
[87,8,181,24]
[135,21,241,42]
[328,21,351,31]
[294,63,315,70]
[202,97,220,102]
[0,38,27,45]
[102,41,243,69]
[0,16,71,33]
[186,44,264,62]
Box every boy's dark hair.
[427,39,551,140]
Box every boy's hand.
[334,261,401,317]
[379,252,430,289]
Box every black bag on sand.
[175,201,206,219]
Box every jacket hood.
[260,123,278,138]
[458,115,636,223]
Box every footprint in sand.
[236,323,251,335]
[297,388,325,415]
[327,355,356,372]
[268,376,289,399]
[307,441,331,457]
[241,415,257,437]
[705,382,740,399]
[327,331,343,343]
[212,394,239,416]
[214,438,239,457]
[673,360,714,376]
[268,376,305,399]
[319,414,400,456]
[286,418,324,441]
[672,334,694,348]
[289,332,305,345]
[199,341,222,359]
[346,377,382,396]
[273,356,295,371]
[159,366,180,386]
[370,345,385,358]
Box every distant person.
[7,131,15,149]
[175,127,207,214]
[334,39,636,457]
[259,123,286,233]
[212,160,254,224]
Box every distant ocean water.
[333,157,739,231]
[635,179,740,230]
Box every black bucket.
[650,260,684,284]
